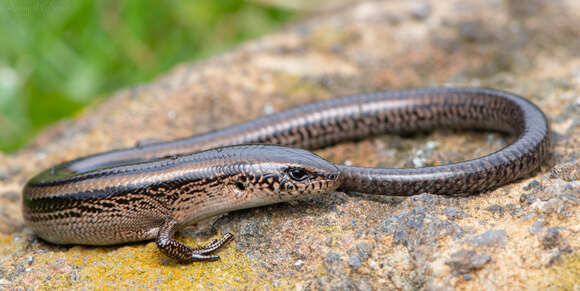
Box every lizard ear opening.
[235,182,246,191]
[230,175,249,195]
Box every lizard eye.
[287,168,309,181]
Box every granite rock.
[0,0,579,289]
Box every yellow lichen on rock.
[29,235,266,290]
[531,252,580,290]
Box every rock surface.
[1,0,579,289]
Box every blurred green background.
[0,0,304,153]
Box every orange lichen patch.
[29,234,267,290]
[0,233,13,246]
[0,234,17,260]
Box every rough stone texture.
[1,0,579,289]
[445,250,491,275]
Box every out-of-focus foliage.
[0,0,295,152]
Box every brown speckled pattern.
[23,145,341,262]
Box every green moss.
[0,0,296,153]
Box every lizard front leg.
[156,218,233,263]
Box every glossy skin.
[23,145,341,262]
[22,87,551,262]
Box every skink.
[22,88,551,262]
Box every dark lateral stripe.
[23,185,134,211]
